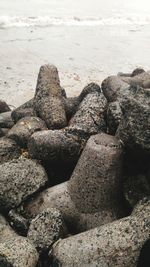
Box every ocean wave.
[0,15,150,28]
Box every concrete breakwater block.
[7,116,47,148]
[0,236,38,267]
[69,133,124,215]
[34,64,67,130]
[0,158,48,211]
[51,199,150,267]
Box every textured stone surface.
[0,158,48,211]
[7,116,47,147]
[0,137,21,164]
[29,83,107,163]
[106,101,122,135]
[69,133,124,215]
[34,64,67,129]
[0,112,14,128]
[0,236,38,267]
[28,130,81,163]
[0,215,17,243]
[11,99,34,123]
[8,209,29,236]
[52,199,150,267]
[27,208,67,252]
[116,87,150,153]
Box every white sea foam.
[0,15,150,28]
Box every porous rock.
[0,137,21,164]
[7,116,47,147]
[0,215,17,243]
[27,208,67,252]
[106,101,122,134]
[8,209,29,236]
[34,64,67,129]
[116,86,150,153]
[52,199,150,267]
[0,158,48,211]
[11,99,34,123]
[29,83,107,163]
[0,236,38,267]
[69,133,125,216]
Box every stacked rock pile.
[0,65,150,267]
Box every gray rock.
[0,215,17,243]
[0,100,10,113]
[131,68,145,77]
[64,97,79,121]
[69,133,125,217]
[0,137,21,164]
[7,116,47,148]
[124,174,150,208]
[0,158,48,211]
[0,112,14,128]
[27,208,67,252]
[34,64,67,129]
[11,99,34,123]
[28,83,107,163]
[8,209,29,236]
[106,101,122,134]
[116,86,150,153]
[52,199,150,267]
[0,128,9,137]
[0,236,38,267]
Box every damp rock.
[7,116,47,148]
[0,158,48,212]
[34,64,67,129]
[0,137,21,164]
[27,208,67,253]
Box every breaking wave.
[0,15,150,28]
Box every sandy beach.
[0,0,150,107]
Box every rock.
[7,116,47,148]
[64,97,79,121]
[124,174,150,209]
[0,112,14,128]
[52,199,150,267]
[0,215,17,243]
[0,236,38,267]
[11,99,34,123]
[0,137,21,164]
[131,68,145,77]
[29,83,107,164]
[69,133,126,218]
[0,100,10,113]
[0,158,48,212]
[101,75,129,102]
[106,101,122,134]
[8,209,29,236]
[116,86,150,154]
[0,128,9,137]
[27,208,67,253]
[28,129,82,163]
[137,239,150,267]
[34,64,67,129]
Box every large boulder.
[7,116,47,147]
[34,64,67,129]
[0,158,48,211]
[0,137,21,164]
[0,112,14,129]
[0,100,10,113]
